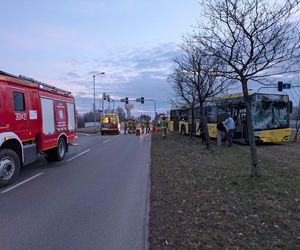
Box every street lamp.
[93,72,105,127]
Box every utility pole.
[92,72,105,127]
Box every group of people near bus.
[198,113,236,147]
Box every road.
[0,133,151,250]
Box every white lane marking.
[67,149,91,162]
[77,133,91,136]
[103,139,111,143]
[1,172,44,194]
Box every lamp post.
[93,72,105,127]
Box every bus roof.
[101,113,118,116]
[218,92,287,100]
[171,92,289,110]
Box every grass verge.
[149,132,300,249]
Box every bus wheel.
[181,126,186,135]
[0,149,20,186]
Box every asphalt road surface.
[0,132,151,250]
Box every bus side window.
[207,106,217,123]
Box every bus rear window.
[102,117,109,123]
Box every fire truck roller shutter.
[41,98,55,135]
[67,103,75,130]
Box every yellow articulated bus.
[170,93,292,143]
[100,113,121,135]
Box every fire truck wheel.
[44,149,54,162]
[55,138,66,161]
[0,149,20,186]
[45,138,66,162]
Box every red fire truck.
[0,71,76,186]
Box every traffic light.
[278,81,283,91]
[102,92,107,100]
[125,97,129,104]
[141,97,144,104]
[107,94,110,102]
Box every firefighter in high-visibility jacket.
[161,116,168,139]
[124,119,128,134]
[145,119,150,134]
[141,119,145,134]
[128,119,133,133]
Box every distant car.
[100,114,120,135]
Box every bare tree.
[197,0,300,176]
[169,67,198,139]
[116,106,126,122]
[76,114,85,128]
[178,38,229,148]
[170,38,229,148]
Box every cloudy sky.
[0,0,202,117]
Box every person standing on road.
[141,119,145,134]
[224,114,235,147]
[145,119,151,134]
[161,116,168,139]
[124,119,128,134]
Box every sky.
[2,1,300,118]
[0,0,202,117]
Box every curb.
[144,134,152,250]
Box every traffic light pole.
[145,99,157,118]
[121,97,157,118]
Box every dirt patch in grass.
[149,132,300,249]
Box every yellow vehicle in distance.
[100,113,121,135]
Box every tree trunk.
[241,81,260,177]
[200,103,210,149]
[190,105,195,139]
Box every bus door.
[233,105,247,141]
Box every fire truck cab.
[0,71,76,186]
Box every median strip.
[66,149,91,162]
[1,172,44,194]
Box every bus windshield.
[252,101,289,130]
